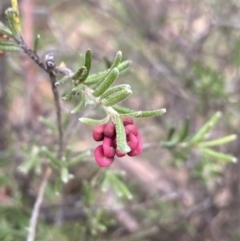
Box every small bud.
[125,124,139,136]
[94,145,114,167]
[128,133,143,156]
[104,123,116,138]
[103,137,115,158]
[122,117,133,126]
[93,124,106,141]
[127,133,138,151]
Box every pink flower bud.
[128,133,143,156]
[93,124,106,141]
[103,137,115,158]
[103,123,116,138]
[122,117,133,126]
[125,124,139,136]
[94,145,114,167]
[127,133,138,151]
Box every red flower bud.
[122,117,133,126]
[127,133,138,151]
[103,123,116,138]
[94,145,114,167]
[125,124,139,136]
[93,124,106,141]
[103,137,115,158]
[128,133,143,156]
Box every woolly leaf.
[61,167,71,183]
[92,68,119,97]
[18,146,39,174]
[79,115,109,126]
[78,49,92,83]
[62,91,76,101]
[72,66,87,81]
[0,22,13,37]
[101,88,132,106]
[200,148,237,163]
[85,60,131,85]
[112,105,133,114]
[71,97,84,114]
[115,115,130,153]
[5,8,21,36]
[67,151,91,167]
[109,51,122,70]
[33,34,40,53]
[120,108,166,118]
[55,75,72,86]
[41,146,61,168]
[113,176,133,200]
[189,112,222,144]
[99,84,131,100]
[0,42,20,52]
[199,135,237,147]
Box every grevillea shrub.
[0,1,238,240]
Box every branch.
[16,38,64,158]
[27,167,52,241]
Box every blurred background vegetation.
[1,0,240,240]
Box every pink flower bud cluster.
[93,118,143,167]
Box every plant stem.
[27,167,52,241]
[49,72,63,159]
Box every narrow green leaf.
[99,84,131,100]
[71,97,84,114]
[113,177,133,199]
[92,68,119,97]
[18,147,39,174]
[62,91,76,101]
[78,49,92,83]
[0,43,20,52]
[65,146,71,161]
[39,116,56,133]
[120,108,166,118]
[61,167,71,183]
[115,115,130,153]
[112,105,133,114]
[85,60,131,85]
[101,175,111,193]
[101,88,132,106]
[167,127,175,141]
[34,34,40,53]
[109,51,122,70]
[189,112,222,144]
[200,147,237,163]
[41,146,61,168]
[67,151,91,167]
[79,115,109,125]
[5,8,21,36]
[177,119,189,142]
[117,60,131,72]
[199,135,238,147]
[0,22,13,37]
[72,66,87,81]
[55,75,72,86]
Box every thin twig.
[27,167,52,241]
[13,36,64,240]
[16,37,64,158]
[49,71,64,159]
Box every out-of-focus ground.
[1,0,240,240]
